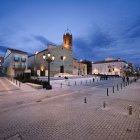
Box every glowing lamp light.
[52,55,55,61]
[43,54,46,60]
[63,56,66,60]
[35,51,38,55]
[47,52,51,57]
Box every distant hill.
[0,46,7,56]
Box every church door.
[60,66,64,73]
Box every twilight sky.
[0,0,140,66]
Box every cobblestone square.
[0,77,140,140]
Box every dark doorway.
[60,66,64,73]
[40,70,45,76]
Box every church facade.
[28,30,86,76]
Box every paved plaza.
[0,76,140,140]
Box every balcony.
[13,64,26,70]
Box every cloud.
[33,35,56,46]
[73,27,116,60]
[73,22,140,66]
[123,16,140,39]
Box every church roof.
[28,48,48,57]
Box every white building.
[3,48,28,77]
[92,58,130,76]
[73,58,87,75]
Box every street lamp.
[34,51,38,76]
[43,52,55,89]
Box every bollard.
[86,80,87,84]
[16,80,17,85]
[90,79,91,84]
[126,82,127,86]
[113,86,114,93]
[75,81,76,86]
[117,84,119,91]
[61,83,62,88]
[81,80,82,85]
[103,101,106,108]
[19,82,20,87]
[84,97,87,103]
[129,105,132,115]
[107,88,109,96]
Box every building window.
[21,57,26,62]
[60,56,63,60]
[14,56,20,62]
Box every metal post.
[129,105,132,115]
[61,83,62,88]
[16,80,17,85]
[75,81,76,85]
[103,101,106,108]
[81,80,82,85]
[48,61,50,86]
[84,97,87,103]
[126,82,127,86]
[86,80,87,84]
[107,88,109,96]
[19,82,20,87]
[113,86,114,93]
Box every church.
[28,30,87,77]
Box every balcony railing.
[13,64,26,69]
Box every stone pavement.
[0,78,140,140]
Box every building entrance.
[60,66,64,73]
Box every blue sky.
[0,0,140,66]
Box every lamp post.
[43,52,55,89]
[34,51,38,76]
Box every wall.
[28,45,73,76]
[92,61,127,76]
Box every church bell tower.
[63,29,72,50]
